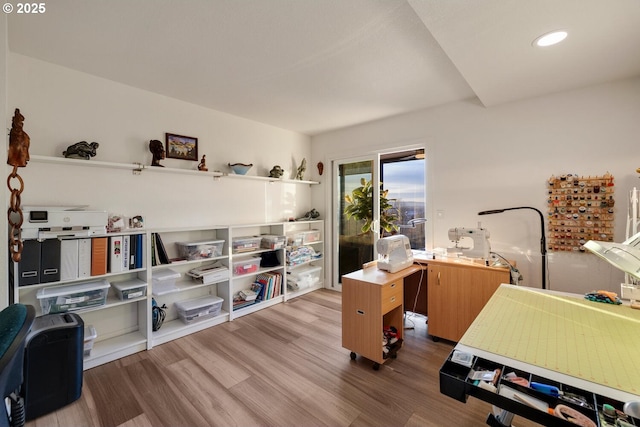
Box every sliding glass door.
[332,148,427,286]
[334,157,378,284]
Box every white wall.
[312,77,640,294]
[1,16,8,308]
[7,53,313,230]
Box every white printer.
[19,206,107,240]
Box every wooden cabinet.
[342,266,420,368]
[426,262,509,342]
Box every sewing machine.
[376,235,414,273]
[448,226,491,260]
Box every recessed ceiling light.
[533,30,568,47]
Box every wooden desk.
[413,255,511,342]
[342,265,421,369]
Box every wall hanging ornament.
[547,173,615,252]
[7,108,31,262]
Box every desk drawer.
[381,281,402,313]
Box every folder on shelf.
[154,233,170,265]
[78,238,92,278]
[122,235,130,272]
[91,236,108,276]
[60,239,79,281]
[16,239,40,286]
[109,235,125,273]
[134,234,143,269]
[40,238,61,283]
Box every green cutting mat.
[459,286,640,395]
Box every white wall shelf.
[30,155,319,183]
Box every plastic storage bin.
[261,235,286,249]
[232,257,261,275]
[36,280,110,314]
[287,233,304,246]
[301,230,321,244]
[176,239,224,260]
[175,295,223,324]
[287,265,322,290]
[232,236,262,253]
[84,325,97,356]
[152,269,181,295]
[112,278,147,300]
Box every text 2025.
[17,3,46,13]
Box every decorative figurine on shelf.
[129,215,144,229]
[149,139,165,167]
[296,208,320,221]
[63,141,99,160]
[197,155,208,171]
[269,165,284,178]
[8,108,30,168]
[296,158,307,180]
[317,161,324,176]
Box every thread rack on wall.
[547,173,615,252]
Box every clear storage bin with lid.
[174,295,223,324]
[36,280,110,314]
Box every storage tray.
[174,295,223,324]
[260,235,286,249]
[36,279,110,314]
[232,257,261,276]
[176,239,224,260]
[287,265,321,290]
[439,350,638,427]
[232,236,261,253]
[112,278,147,300]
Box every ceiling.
[7,0,640,136]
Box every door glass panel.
[381,150,427,250]
[337,160,374,281]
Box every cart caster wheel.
[431,336,440,342]
[391,353,397,359]
[350,352,356,360]
[373,363,380,370]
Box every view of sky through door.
[381,150,426,250]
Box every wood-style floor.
[25,290,538,427]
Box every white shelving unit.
[283,220,325,300]
[11,230,149,370]
[10,155,324,369]
[11,204,323,369]
[221,223,287,319]
[148,226,230,347]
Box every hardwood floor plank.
[84,361,145,426]
[176,333,252,389]
[25,289,542,427]
[122,358,210,427]
[116,413,155,427]
[164,358,263,427]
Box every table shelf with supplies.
[341,265,421,369]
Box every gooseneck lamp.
[478,207,547,290]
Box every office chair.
[0,304,36,427]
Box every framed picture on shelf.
[165,133,198,161]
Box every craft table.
[440,284,640,426]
